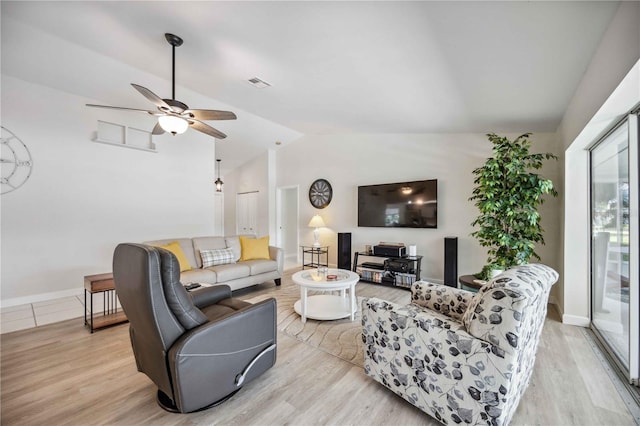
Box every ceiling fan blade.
[151,122,165,135]
[189,120,227,139]
[86,104,158,114]
[185,109,237,121]
[131,84,172,110]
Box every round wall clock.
[1,126,33,195]
[309,178,333,209]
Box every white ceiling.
[1,1,619,169]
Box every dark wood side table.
[84,272,127,333]
[458,274,485,293]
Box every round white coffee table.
[292,269,360,324]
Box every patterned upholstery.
[362,264,558,425]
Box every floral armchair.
[361,264,558,425]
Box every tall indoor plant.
[470,133,558,280]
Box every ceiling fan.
[86,33,236,139]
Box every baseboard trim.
[1,287,82,309]
[422,276,444,285]
[562,313,590,327]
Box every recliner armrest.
[189,284,232,309]
[411,281,475,321]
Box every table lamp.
[308,215,326,247]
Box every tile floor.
[0,292,120,334]
[1,262,303,335]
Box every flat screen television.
[358,179,437,228]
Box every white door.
[236,191,258,236]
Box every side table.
[458,274,484,293]
[301,245,329,270]
[84,272,127,333]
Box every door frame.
[276,185,300,262]
[589,112,640,384]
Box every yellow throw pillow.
[157,241,192,272]
[239,236,270,261]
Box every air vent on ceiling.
[247,77,271,89]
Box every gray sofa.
[144,236,282,291]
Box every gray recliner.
[113,243,277,413]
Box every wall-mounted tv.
[358,179,437,228]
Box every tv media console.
[353,251,423,289]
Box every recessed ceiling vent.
[248,77,271,89]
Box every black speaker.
[444,237,458,287]
[337,232,352,270]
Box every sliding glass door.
[591,113,639,383]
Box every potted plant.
[470,133,558,280]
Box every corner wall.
[558,1,640,325]
[223,152,271,238]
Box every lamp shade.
[308,215,326,228]
[158,115,189,135]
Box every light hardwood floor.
[1,277,637,425]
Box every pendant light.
[215,159,223,192]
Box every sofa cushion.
[209,263,251,282]
[144,238,198,271]
[241,259,278,275]
[192,236,227,268]
[181,268,216,284]
[240,236,270,261]
[156,241,192,272]
[225,236,242,262]
[201,248,236,268]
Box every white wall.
[275,133,562,287]
[1,76,219,306]
[283,188,299,256]
[223,152,271,239]
[559,2,640,151]
[0,18,304,307]
[558,1,640,325]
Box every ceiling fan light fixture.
[86,33,236,140]
[158,115,189,135]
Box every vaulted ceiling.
[1,1,619,170]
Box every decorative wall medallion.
[309,178,333,209]
[1,126,33,194]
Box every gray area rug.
[243,280,366,367]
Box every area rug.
[245,274,409,367]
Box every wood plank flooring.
[1,276,636,425]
